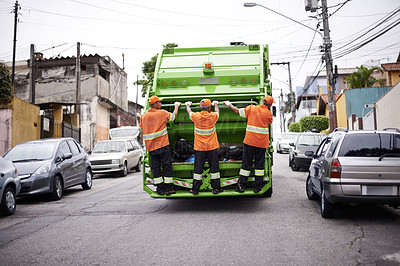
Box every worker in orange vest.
[185,99,222,195]
[139,96,181,196]
[224,95,274,193]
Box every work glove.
[185,101,192,106]
[212,101,218,106]
[174,102,181,107]
[223,101,231,106]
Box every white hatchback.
[89,139,143,177]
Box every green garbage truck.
[142,44,274,198]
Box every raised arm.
[185,101,192,115]
[223,100,239,114]
[212,101,219,115]
[173,102,181,120]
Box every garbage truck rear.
[142,44,274,198]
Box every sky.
[1,0,399,106]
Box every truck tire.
[262,179,273,197]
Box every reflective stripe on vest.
[194,173,203,180]
[143,127,167,141]
[169,113,175,122]
[239,108,246,118]
[154,177,163,184]
[210,172,220,179]
[255,169,264,176]
[164,177,173,184]
[246,125,269,135]
[239,169,250,176]
[194,127,216,135]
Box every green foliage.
[345,65,385,89]
[289,122,301,132]
[0,61,12,103]
[299,115,329,132]
[136,43,178,97]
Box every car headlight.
[32,162,51,176]
[111,159,120,164]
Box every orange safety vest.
[190,111,219,151]
[139,108,174,152]
[239,104,273,148]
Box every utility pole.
[76,42,81,129]
[11,0,20,91]
[271,62,296,124]
[321,0,337,130]
[29,44,35,104]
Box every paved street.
[1,152,400,265]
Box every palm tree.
[345,65,385,89]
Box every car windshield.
[282,133,297,140]
[297,135,323,146]
[4,142,56,162]
[93,141,126,153]
[109,127,139,139]
[339,133,400,157]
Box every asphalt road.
[1,152,400,265]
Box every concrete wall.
[0,97,41,155]
[363,109,375,130]
[0,108,12,156]
[96,102,109,143]
[376,82,400,130]
[336,93,348,128]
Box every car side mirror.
[88,150,92,155]
[305,151,314,157]
[63,153,73,160]
[289,143,295,147]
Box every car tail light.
[330,158,341,178]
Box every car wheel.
[306,175,318,200]
[120,162,128,177]
[277,145,281,154]
[289,157,292,167]
[0,187,16,216]
[81,169,93,190]
[51,175,63,201]
[134,158,141,172]
[321,188,335,218]
[291,158,299,171]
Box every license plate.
[362,185,397,196]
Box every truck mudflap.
[142,158,273,198]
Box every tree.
[0,61,12,103]
[345,65,385,89]
[299,115,329,132]
[136,43,178,97]
[289,122,301,132]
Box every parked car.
[276,132,298,153]
[0,156,21,216]
[305,128,400,218]
[289,132,326,171]
[89,139,143,176]
[4,138,92,201]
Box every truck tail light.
[330,158,341,178]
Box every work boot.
[235,184,245,193]
[165,190,176,196]
[212,188,223,194]
[189,189,198,195]
[156,184,165,195]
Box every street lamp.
[243,3,322,37]
[244,2,338,130]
